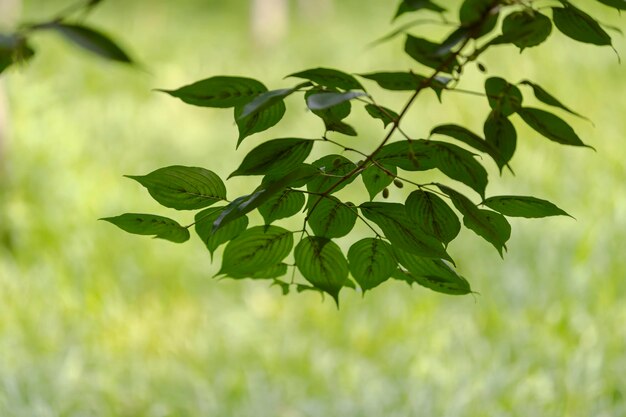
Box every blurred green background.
[1,1,625,416]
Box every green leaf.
[360,202,452,261]
[359,71,449,93]
[214,165,318,232]
[258,190,306,224]
[230,138,314,178]
[430,124,504,168]
[307,155,358,194]
[365,104,399,127]
[218,226,293,278]
[238,88,294,120]
[294,237,348,305]
[483,196,571,218]
[250,263,289,279]
[307,196,357,238]
[234,98,286,146]
[552,4,612,46]
[595,0,626,10]
[374,140,435,171]
[101,213,189,243]
[437,184,511,257]
[0,34,34,74]
[498,11,552,50]
[427,141,488,198]
[406,190,460,246]
[459,0,499,37]
[38,23,132,63]
[127,166,226,210]
[361,163,396,200]
[306,91,368,110]
[518,107,591,148]
[484,110,517,172]
[288,67,364,90]
[518,80,586,120]
[159,76,267,108]
[394,0,446,20]
[348,238,395,292]
[404,35,459,73]
[485,77,523,117]
[194,206,248,258]
[305,89,356,135]
[393,248,471,295]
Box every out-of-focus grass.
[1,1,625,416]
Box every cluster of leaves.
[101,0,622,304]
[1,0,133,76]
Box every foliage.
[3,0,623,305]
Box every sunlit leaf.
[348,238,395,292]
[194,206,248,258]
[307,196,357,238]
[483,196,571,218]
[101,213,189,243]
[295,236,348,305]
[126,166,226,210]
[230,138,314,178]
[406,190,460,245]
[218,226,293,278]
[159,76,266,108]
[306,91,368,110]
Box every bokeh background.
[1,1,625,416]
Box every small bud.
[477,62,487,73]
[382,188,390,199]
[393,179,403,189]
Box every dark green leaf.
[459,0,499,37]
[437,27,471,56]
[595,0,626,10]
[348,238,395,292]
[305,89,356,135]
[359,71,449,93]
[218,226,293,278]
[159,76,266,108]
[485,77,523,117]
[498,11,552,50]
[519,80,586,119]
[101,213,189,243]
[323,120,358,136]
[194,206,248,258]
[214,165,319,231]
[393,248,471,295]
[484,110,517,172]
[234,100,286,146]
[394,0,446,20]
[306,91,368,110]
[288,67,364,90]
[238,88,294,120]
[307,155,358,194]
[39,23,132,63]
[361,163,396,200]
[126,166,226,210]
[406,190,460,245]
[437,184,511,257]
[405,35,459,73]
[374,140,435,171]
[430,124,504,168]
[307,196,357,238]
[294,237,349,305]
[258,190,306,224]
[360,202,452,261]
[230,138,313,178]
[553,4,612,46]
[518,107,591,147]
[0,34,34,74]
[427,141,488,197]
[365,104,399,127]
[483,195,571,218]
[251,264,289,279]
